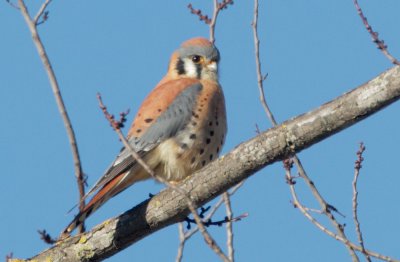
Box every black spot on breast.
[206,138,211,144]
[209,131,214,136]
[189,134,197,139]
[158,109,162,112]
[200,148,204,155]
[181,143,188,150]
[216,121,219,126]
[144,118,153,123]
[191,157,196,164]
[209,121,213,126]
[136,129,142,133]
[216,147,220,153]
[202,160,206,167]
[209,154,213,161]
[192,121,197,126]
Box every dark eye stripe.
[195,63,202,79]
[176,58,186,75]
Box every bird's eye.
[191,55,202,64]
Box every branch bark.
[14,65,400,261]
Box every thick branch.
[16,66,400,261]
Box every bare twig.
[176,223,186,262]
[176,181,245,261]
[6,0,19,9]
[353,0,400,65]
[184,210,246,229]
[97,93,230,262]
[185,181,245,239]
[187,1,233,44]
[293,156,359,261]
[252,0,359,260]
[285,161,397,262]
[17,0,86,234]
[209,0,233,43]
[352,143,371,262]
[37,229,56,245]
[223,192,234,261]
[186,205,230,262]
[251,0,276,125]
[209,0,220,44]
[187,4,211,24]
[33,0,51,25]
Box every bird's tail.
[60,172,127,238]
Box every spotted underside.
[111,77,226,183]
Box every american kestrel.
[62,37,227,236]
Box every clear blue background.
[2,1,400,261]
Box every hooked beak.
[205,60,218,72]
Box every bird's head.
[168,37,220,81]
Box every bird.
[61,37,227,237]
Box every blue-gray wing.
[84,82,203,198]
[132,82,203,151]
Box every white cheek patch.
[184,59,198,78]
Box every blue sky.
[2,1,400,261]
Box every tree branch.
[12,65,400,261]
